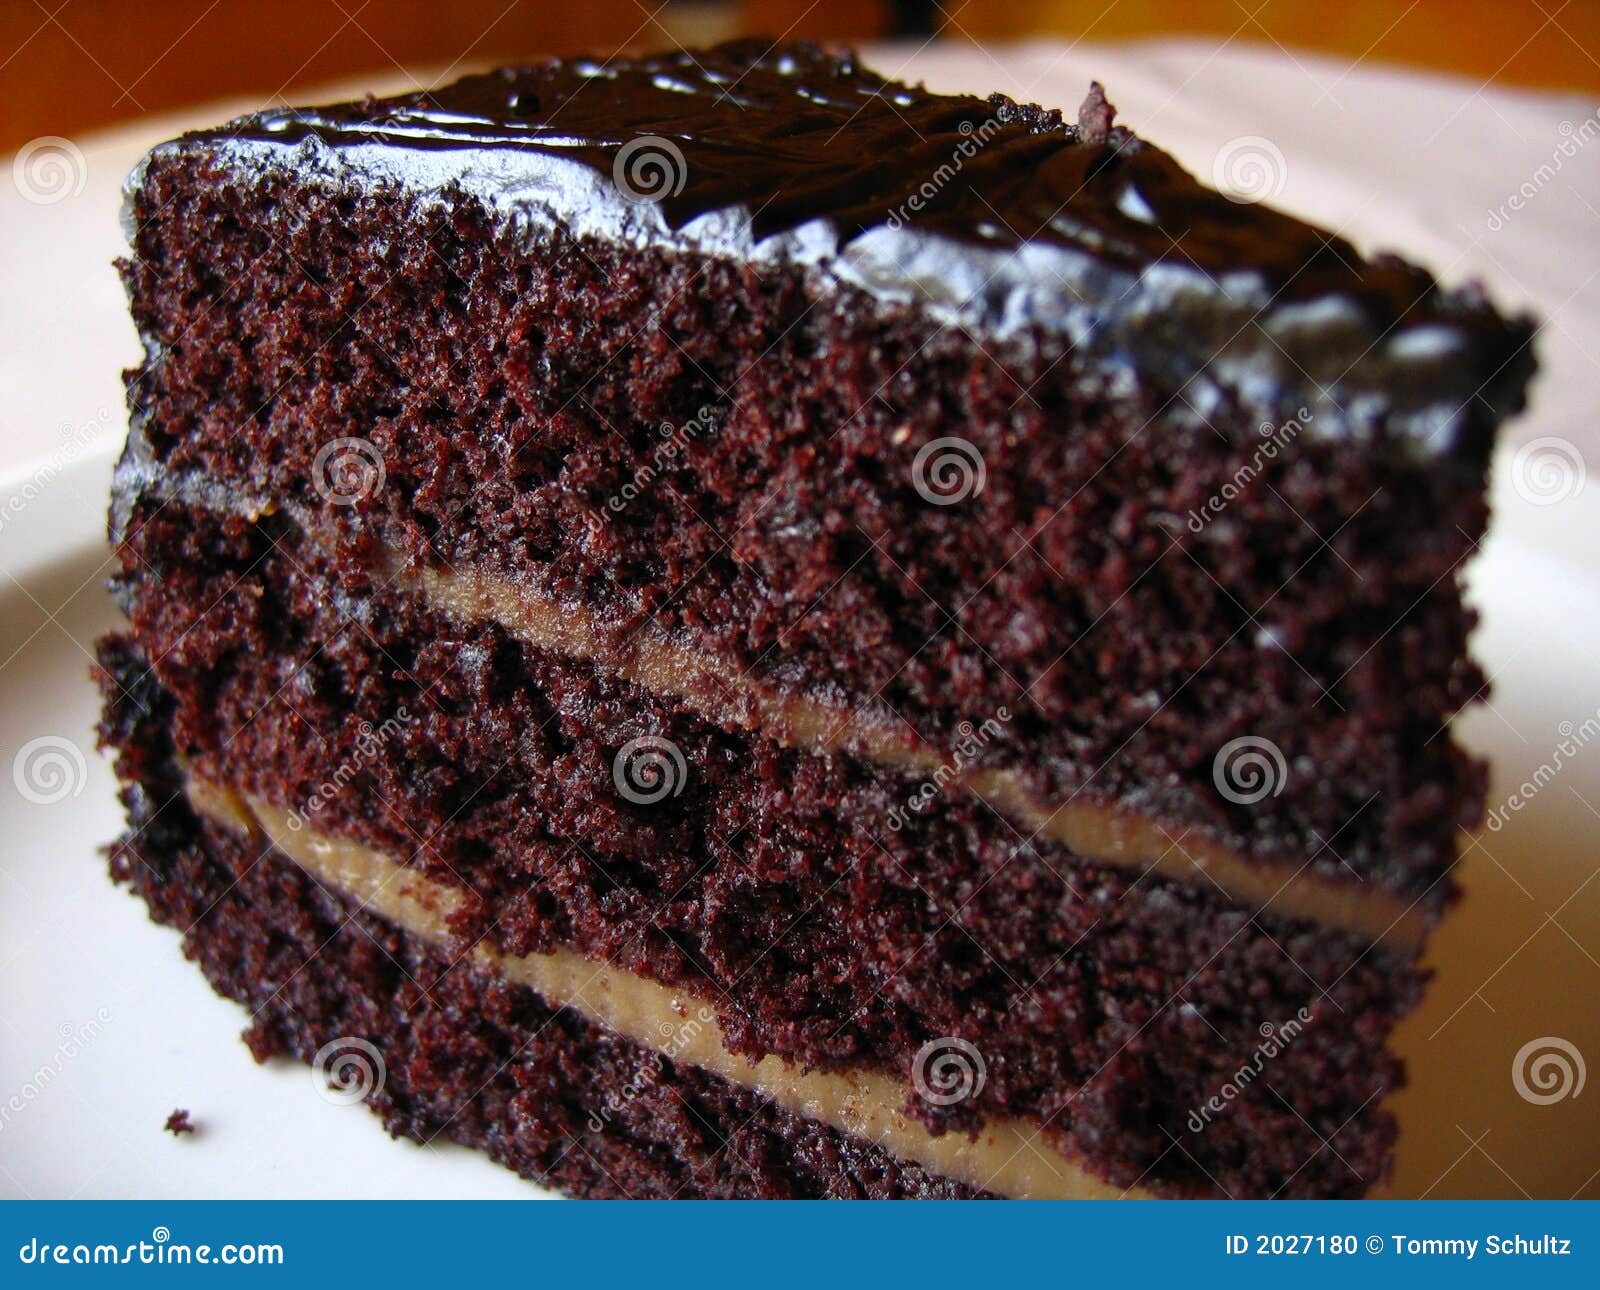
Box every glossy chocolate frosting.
[135,39,1535,457]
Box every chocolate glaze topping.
[136,39,1535,457]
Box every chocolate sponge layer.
[103,494,1416,1198]
[103,43,1532,1198]
[97,670,988,1199]
[119,149,1502,908]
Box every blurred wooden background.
[3,0,1597,153]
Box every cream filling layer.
[189,777,1154,1201]
[402,555,1430,952]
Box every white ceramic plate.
[6,33,1600,1202]
[0,443,545,1200]
[1,441,1596,1199]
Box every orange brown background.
[3,1,1597,155]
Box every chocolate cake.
[98,39,1536,1198]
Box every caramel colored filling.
[188,777,1154,1200]
[144,465,1434,951]
[404,556,1429,952]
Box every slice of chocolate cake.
[99,39,1536,1198]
